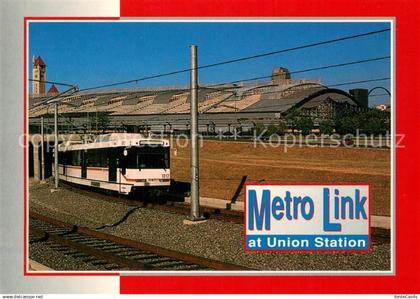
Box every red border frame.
[22,0,420,293]
[243,183,371,253]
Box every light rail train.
[55,133,171,195]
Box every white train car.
[56,133,170,195]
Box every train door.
[108,148,117,182]
[81,150,87,178]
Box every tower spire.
[32,56,46,95]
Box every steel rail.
[30,226,152,270]
[30,211,250,271]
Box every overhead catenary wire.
[212,77,391,100]
[204,77,390,108]
[329,77,390,88]
[135,76,391,124]
[37,81,390,133]
[35,88,196,132]
[29,78,77,88]
[29,39,392,130]
[34,75,390,119]
[166,55,391,112]
[75,28,390,92]
[160,76,389,116]
[206,56,391,88]
[201,77,391,112]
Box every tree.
[319,119,334,135]
[333,107,390,135]
[358,109,390,135]
[261,120,288,137]
[296,117,314,135]
[333,106,359,135]
[254,122,266,136]
[277,120,287,135]
[265,123,279,136]
[284,108,300,133]
[334,115,359,135]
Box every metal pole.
[190,45,202,220]
[40,116,45,181]
[54,102,59,189]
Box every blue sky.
[29,22,391,105]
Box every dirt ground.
[170,139,391,216]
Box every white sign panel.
[245,184,370,251]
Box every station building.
[27,58,369,180]
[29,62,367,134]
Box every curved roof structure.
[28,80,360,118]
[243,85,358,113]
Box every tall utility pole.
[190,45,203,221]
[54,102,59,189]
[45,85,78,191]
[40,116,45,181]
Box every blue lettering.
[355,189,368,219]
[248,189,271,230]
[334,189,340,219]
[271,196,284,220]
[301,196,314,220]
[341,196,354,219]
[284,191,293,220]
[323,188,341,231]
[293,196,302,219]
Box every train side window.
[66,151,73,165]
[126,147,138,169]
[58,152,66,164]
[72,150,81,166]
[137,146,170,169]
[86,148,109,167]
[87,149,96,167]
[100,148,109,167]
[121,155,127,175]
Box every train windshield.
[126,146,170,169]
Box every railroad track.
[61,182,244,224]
[29,211,250,271]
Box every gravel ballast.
[29,242,103,271]
[29,181,391,271]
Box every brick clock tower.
[32,55,46,95]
